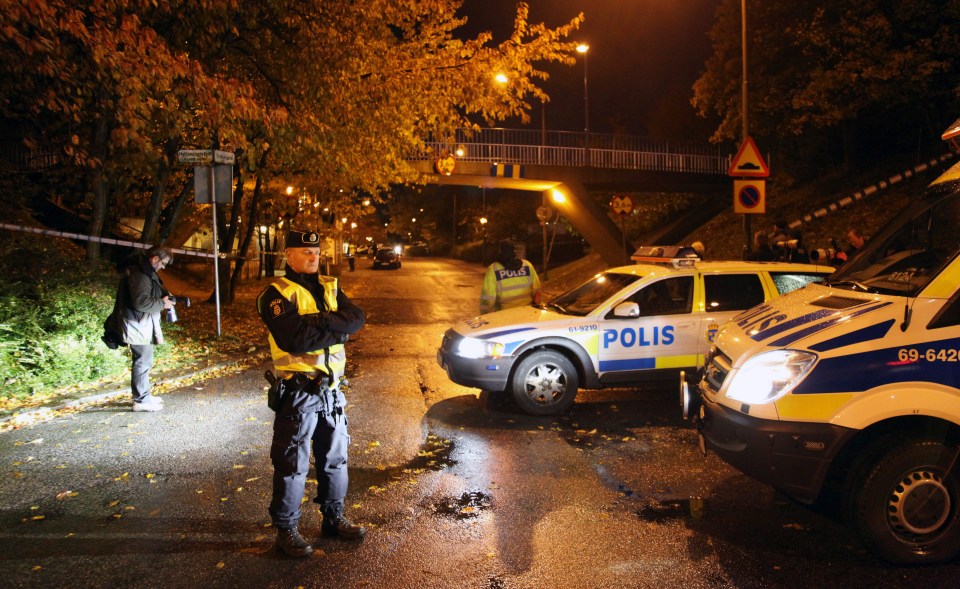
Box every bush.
[0,172,209,405]
[0,236,133,399]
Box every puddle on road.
[353,433,455,492]
[595,464,708,522]
[636,497,707,522]
[433,490,492,520]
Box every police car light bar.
[631,245,699,267]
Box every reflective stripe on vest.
[268,276,346,378]
[481,261,537,312]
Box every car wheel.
[849,437,960,565]
[509,350,578,415]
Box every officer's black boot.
[275,526,314,558]
[321,513,366,541]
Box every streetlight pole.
[577,44,590,166]
[480,187,487,265]
[740,0,752,255]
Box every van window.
[770,272,827,296]
[704,274,764,312]
[831,188,960,296]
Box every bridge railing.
[414,127,730,175]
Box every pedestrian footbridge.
[410,128,732,266]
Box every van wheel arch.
[835,418,960,564]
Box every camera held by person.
[163,295,191,323]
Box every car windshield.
[829,181,960,296]
[545,271,644,316]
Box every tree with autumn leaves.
[0,0,583,301]
[693,0,960,176]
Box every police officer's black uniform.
[257,231,366,557]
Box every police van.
[688,121,960,564]
[437,247,832,415]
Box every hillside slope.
[685,150,958,260]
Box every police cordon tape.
[0,222,245,260]
[786,149,958,232]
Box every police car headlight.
[456,337,505,359]
[725,350,817,404]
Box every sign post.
[610,195,634,264]
[536,204,552,279]
[177,149,235,336]
[728,137,769,255]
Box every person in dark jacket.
[745,231,778,261]
[104,247,176,412]
[257,230,367,558]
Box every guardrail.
[3,128,731,175]
[0,143,59,170]
[414,127,730,175]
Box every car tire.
[849,437,960,565]
[509,350,578,416]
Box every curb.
[0,354,268,427]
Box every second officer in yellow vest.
[257,230,366,558]
[480,241,541,314]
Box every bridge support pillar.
[546,177,633,267]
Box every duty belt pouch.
[265,370,286,412]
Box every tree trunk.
[158,176,193,245]
[230,149,268,296]
[142,137,180,245]
[84,111,112,263]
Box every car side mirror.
[613,302,640,318]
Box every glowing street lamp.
[479,216,488,265]
[576,43,590,166]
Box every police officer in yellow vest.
[257,230,367,558]
[480,241,542,314]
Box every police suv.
[438,246,832,416]
[688,121,960,564]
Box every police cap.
[286,230,320,248]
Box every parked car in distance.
[373,246,401,269]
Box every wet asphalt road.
[1,257,958,588]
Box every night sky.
[457,0,722,138]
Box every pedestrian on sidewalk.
[257,230,367,558]
[102,246,176,412]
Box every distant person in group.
[691,241,705,259]
[783,230,810,264]
[769,220,791,260]
[257,230,367,558]
[103,246,176,412]
[480,241,541,314]
[746,231,777,261]
[845,227,866,259]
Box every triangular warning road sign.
[728,136,769,178]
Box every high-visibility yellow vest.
[267,276,346,379]
[480,259,541,313]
